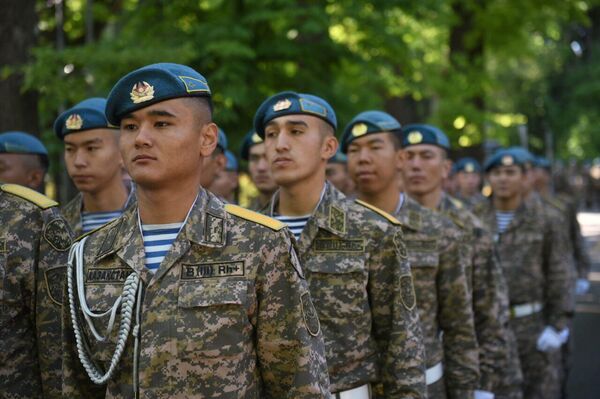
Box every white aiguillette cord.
[67,236,143,392]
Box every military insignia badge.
[44,266,67,306]
[407,131,423,144]
[399,274,416,310]
[65,114,84,130]
[393,230,408,259]
[501,155,514,166]
[251,132,262,144]
[465,163,475,173]
[130,81,155,104]
[43,218,72,252]
[273,98,292,112]
[300,291,321,336]
[329,205,346,234]
[351,123,368,137]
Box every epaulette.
[1,184,58,209]
[544,196,566,212]
[450,197,464,209]
[355,199,401,226]
[445,210,466,230]
[225,204,285,231]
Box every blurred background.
[2,0,600,204]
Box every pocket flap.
[178,280,247,308]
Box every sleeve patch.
[300,291,321,336]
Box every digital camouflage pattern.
[453,192,487,210]
[554,192,591,279]
[62,189,331,398]
[396,195,479,399]
[439,194,522,397]
[0,184,72,399]
[264,183,426,398]
[475,198,572,399]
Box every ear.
[394,148,403,171]
[441,158,452,179]
[199,123,218,157]
[322,135,338,161]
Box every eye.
[122,123,138,131]
[265,130,277,139]
[155,121,170,128]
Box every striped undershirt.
[81,210,123,233]
[495,210,516,233]
[141,223,183,274]
[274,215,311,241]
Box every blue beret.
[535,156,551,170]
[506,146,535,166]
[54,97,116,140]
[224,150,238,172]
[401,124,450,150]
[216,128,228,152]
[484,148,525,172]
[253,91,336,138]
[328,150,347,164]
[0,131,48,156]
[106,63,211,125]
[453,157,481,174]
[240,130,263,161]
[340,110,401,153]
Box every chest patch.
[314,238,365,253]
[86,267,132,284]
[180,261,245,280]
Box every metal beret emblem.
[65,114,84,130]
[407,131,423,145]
[501,155,514,166]
[130,81,155,104]
[464,163,475,173]
[251,132,262,144]
[351,123,368,137]
[273,98,292,112]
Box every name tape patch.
[181,261,245,280]
[86,268,132,284]
[314,238,365,252]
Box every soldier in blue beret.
[239,130,277,210]
[453,157,485,209]
[63,63,330,398]
[255,92,426,398]
[54,97,133,236]
[0,131,49,192]
[208,149,239,203]
[325,150,354,196]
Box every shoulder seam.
[225,204,285,231]
[355,199,401,225]
[1,184,58,209]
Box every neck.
[278,172,325,216]
[409,186,442,211]
[493,194,522,211]
[81,178,128,213]
[259,190,275,207]
[137,177,200,224]
[357,182,400,214]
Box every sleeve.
[369,226,426,398]
[256,230,331,399]
[569,203,591,279]
[437,228,480,398]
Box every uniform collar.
[395,194,423,232]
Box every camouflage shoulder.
[450,196,465,209]
[1,184,58,209]
[544,196,566,212]
[224,204,285,231]
[73,217,121,242]
[354,199,402,226]
[444,209,466,230]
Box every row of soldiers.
[0,62,590,399]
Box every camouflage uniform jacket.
[0,184,73,398]
[61,188,136,237]
[439,194,515,393]
[396,195,479,397]
[264,183,426,398]
[474,198,572,331]
[454,192,487,210]
[62,188,331,398]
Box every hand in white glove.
[558,327,570,344]
[576,278,590,295]
[474,390,495,399]
[536,326,562,352]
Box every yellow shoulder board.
[1,184,58,209]
[355,199,401,225]
[446,211,466,230]
[450,197,464,209]
[225,204,285,231]
[545,196,566,212]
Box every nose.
[357,147,371,164]
[274,131,290,153]
[134,123,153,148]
[257,157,269,171]
[73,149,87,168]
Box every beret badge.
[65,114,83,130]
[130,81,155,104]
[351,123,368,137]
[273,98,292,112]
[407,131,423,144]
[501,155,514,166]
[251,132,262,144]
[465,163,475,173]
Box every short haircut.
[183,97,213,126]
[319,120,335,137]
[388,130,402,150]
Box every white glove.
[558,327,570,344]
[576,278,590,295]
[536,326,562,352]
[474,390,495,399]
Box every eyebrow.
[285,120,309,127]
[65,138,103,147]
[121,109,177,121]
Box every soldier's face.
[119,98,217,189]
[347,132,401,196]
[455,171,481,196]
[208,170,238,200]
[248,143,277,194]
[263,115,337,187]
[199,150,226,188]
[487,165,525,199]
[325,162,351,194]
[401,144,450,196]
[0,153,43,190]
[64,129,123,194]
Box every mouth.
[132,154,156,162]
[272,157,292,167]
[71,175,93,181]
